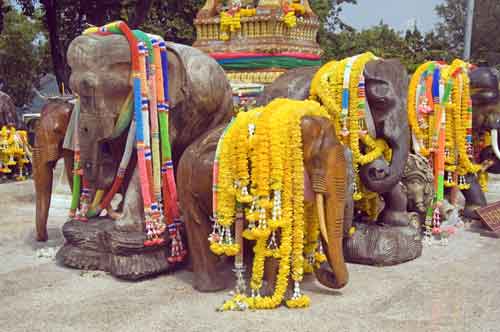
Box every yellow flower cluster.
[283,11,297,28]
[219,8,256,41]
[310,52,388,220]
[290,3,306,15]
[212,98,330,310]
[0,126,31,179]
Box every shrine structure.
[193,0,322,106]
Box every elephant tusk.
[316,193,329,245]
[491,129,500,160]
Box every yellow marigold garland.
[310,52,389,220]
[211,99,331,310]
[408,60,485,194]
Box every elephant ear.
[164,43,189,110]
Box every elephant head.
[257,61,410,196]
[33,101,73,241]
[0,91,18,128]
[302,116,349,289]
[470,66,500,172]
[359,59,410,193]
[68,34,134,192]
[400,154,434,219]
[67,33,231,201]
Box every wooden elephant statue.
[256,57,422,266]
[464,66,500,217]
[33,99,74,241]
[177,100,351,294]
[53,22,233,280]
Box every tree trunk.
[0,0,6,34]
[40,0,68,92]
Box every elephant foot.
[57,218,177,280]
[344,222,422,266]
[462,204,481,220]
[36,230,48,242]
[377,209,410,227]
[193,270,231,292]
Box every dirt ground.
[1,164,500,332]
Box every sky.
[339,0,445,33]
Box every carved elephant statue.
[464,66,500,217]
[177,112,350,292]
[67,33,232,202]
[256,59,421,266]
[53,30,233,279]
[33,100,74,241]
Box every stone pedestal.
[344,222,423,266]
[56,218,173,280]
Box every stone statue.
[400,153,434,226]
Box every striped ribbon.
[75,21,184,258]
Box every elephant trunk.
[33,146,56,241]
[312,144,349,289]
[363,130,409,194]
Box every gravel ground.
[1,166,500,332]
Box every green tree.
[139,0,204,45]
[15,0,205,88]
[15,0,156,88]
[0,5,48,105]
[320,21,453,73]
[435,0,500,65]
[0,0,10,33]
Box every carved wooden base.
[56,218,173,280]
[344,222,423,266]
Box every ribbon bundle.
[408,60,484,238]
[69,21,186,263]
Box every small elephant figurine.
[33,100,74,241]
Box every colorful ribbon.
[73,21,185,261]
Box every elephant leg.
[182,199,228,292]
[462,173,487,219]
[262,258,280,296]
[177,134,229,292]
[63,150,74,190]
[33,148,57,241]
[378,183,410,227]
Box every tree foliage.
[0,5,48,105]
[435,0,500,66]
[15,0,204,88]
[320,21,452,73]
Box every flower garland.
[211,98,330,310]
[408,60,486,235]
[282,0,306,28]
[220,6,257,41]
[0,126,31,178]
[310,52,388,221]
